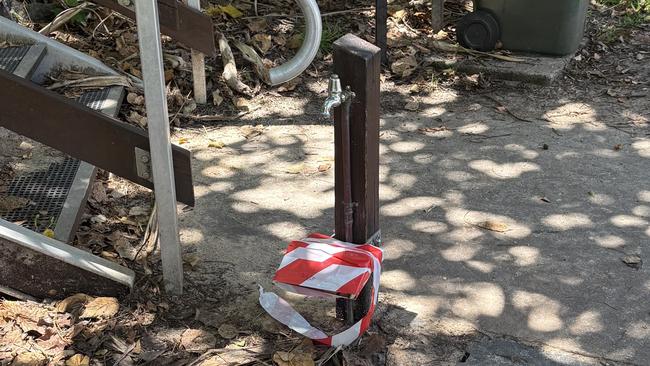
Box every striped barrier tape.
[259,233,383,347]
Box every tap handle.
[328,74,342,96]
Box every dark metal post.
[332,34,381,323]
[376,0,388,64]
[432,0,445,32]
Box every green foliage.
[597,0,649,12]
[595,0,649,43]
[319,21,345,54]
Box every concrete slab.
[462,338,594,365]
[427,53,572,85]
[178,84,649,365]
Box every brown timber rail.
[92,0,216,56]
[0,69,195,206]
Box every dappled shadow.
[172,63,649,364]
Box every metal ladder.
[0,0,208,298]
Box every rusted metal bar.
[333,34,382,322]
[91,0,216,56]
[0,69,195,206]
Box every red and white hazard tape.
[259,233,383,347]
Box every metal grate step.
[0,44,46,79]
[1,158,79,232]
[0,45,29,73]
[0,86,124,239]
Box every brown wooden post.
[376,0,388,64]
[333,34,381,322]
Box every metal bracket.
[135,147,152,182]
[367,230,382,247]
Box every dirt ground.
[1,0,649,365]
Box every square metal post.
[135,0,184,294]
[333,34,381,322]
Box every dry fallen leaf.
[246,18,267,32]
[183,253,201,269]
[621,254,642,269]
[42,229,55,238]
[272,350,314,366]
[219,4,243,18]
[65,354,90,366]
[113,238,139,261]
[212,90,223,106]
[477,220,508,233]
[80,297,119,319]
[234,97,251,111]
[252,33,272,54]
[240,125,264,139]
[390,55,417,78]
[56,293,93,313]
[208,140,225,149]
[0,196,30,212]
[317,163,331,173]
[11,351,48,366]
[404,100,419,111]
[287,34,303,49]
[285,163,305,174]
[217,324,238,339]
[180,329,216,353]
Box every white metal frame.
[135,0,184,294]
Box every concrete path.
[177,84,649,365]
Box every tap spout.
[322,74,343,119]
[321,74,355,119]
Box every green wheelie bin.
[456,0,589,55]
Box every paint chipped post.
[184,0,207,104]
[332,34,382,324]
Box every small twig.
[242,7,373,19]
[170,90,192,125]
[316,346,343,366]
[180,109,253,121]
[91,10,114,38]
[466,133,512,143]
[39,2,92,34]
[482,94,534,122]
[217,32,254,96]
[134,202,157,261]
[112,342,136,366]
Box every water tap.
[322,74,355,119]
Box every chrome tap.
[322,74,355,119]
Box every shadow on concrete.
[162,66,650,365]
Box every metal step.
[0,86,124,242]
[0,83,132,299]
[0,24,137,300]
[0,43,46,79]
[53,86,125,243]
